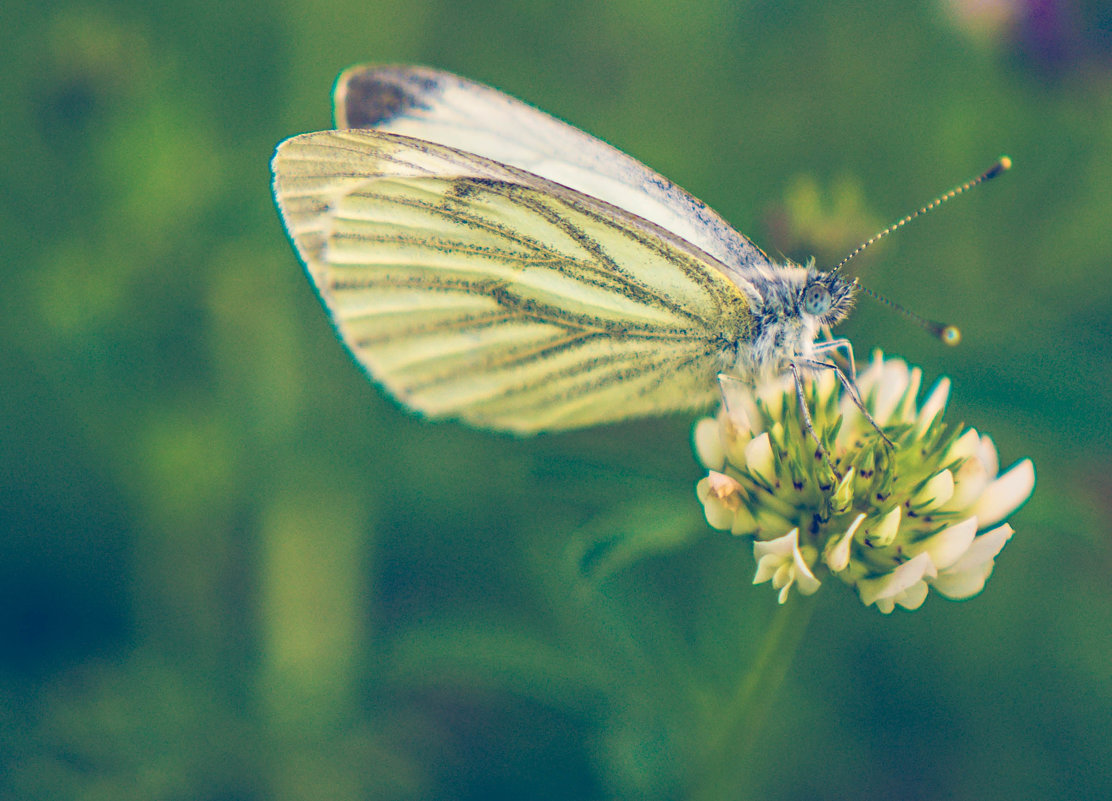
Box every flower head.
[694,352,1034,613]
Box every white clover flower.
[694,351,1034,613]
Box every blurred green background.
[3,0,1110,799]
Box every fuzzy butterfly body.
[271,65,857,433]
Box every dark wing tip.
[333,65,438,129]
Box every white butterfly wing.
[272,129,756,433]
[333,65,772,279]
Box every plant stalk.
[687,593,818,801]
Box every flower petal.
[933,524,1014,599]
[717,374,755,432]
[870,359,911,425]
[694,418,725,470]
[700,495,736,530]
[791,543,821,596]
[753,528,796,559]
[945,453,990,512]
[744,432,776,485]
[730,506,758,536]
[858,552,937,606]
[875,597,897,614]
[705,471,744,507]
[895,366,923,423]
[894,579,930,611]
[911,469,955,512]
[753,528,820,602]
[824,513,866,572]
[906,515,978,570]
[868,506,902,548]
[855,351,886,392]
[977,433,999,477]
[698,474,741,529]
[753,528,798,584]
[914,377,951,435]
[970,459,1035,527]
[945,428,981,463]
[931,564,991,600]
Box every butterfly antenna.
[855,280,963,345]
[830,155,1012,276]
[831,156,1011,345]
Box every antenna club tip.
[984,156,1012,181]
[940,325,962,346]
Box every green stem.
[687,592,818,801]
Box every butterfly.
[271,66,990,437]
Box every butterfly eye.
[803,284,832,316]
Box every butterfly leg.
[789,361,839,478]
[813,336,857,381]
[715,373,750,427]
[801,357,894,449]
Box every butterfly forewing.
[272,129,756,433]
[333,65,773,278]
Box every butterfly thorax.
[734,262,857,378]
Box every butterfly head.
[801,269,857,328]
[742,263,859,377]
